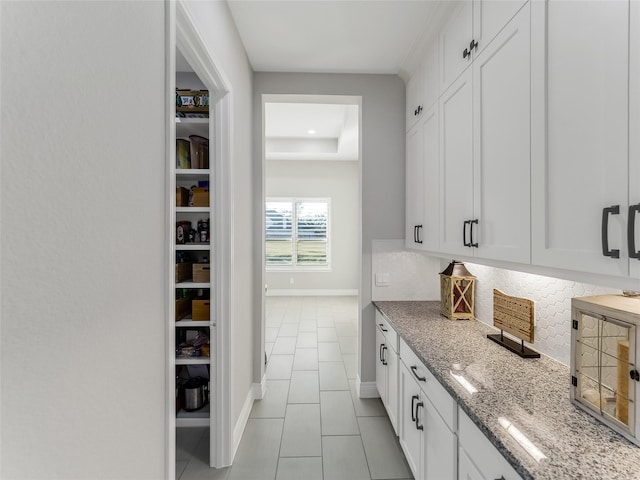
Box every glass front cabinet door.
[571,295,640,445]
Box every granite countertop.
[373,301,640,480]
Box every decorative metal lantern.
[439,261,476,320]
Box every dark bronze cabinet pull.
[415,401,424,430]
[602,205,620,258]
[411,394,419,422]
[628,204,640,259]
[410,365,426,382]
[470,219,478,248]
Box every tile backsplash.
[370,240,622,366]
[371,240,441,301]
[460,262,618,366]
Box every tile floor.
[177,296,413,480]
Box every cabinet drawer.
[376,310,399,353]
[400,338,457,431]
[458,407,523,480]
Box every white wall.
[180,0,256,450]
[1,2,166,478]
[266,160,359,293]
[253,73,406,386]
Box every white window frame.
[265,197,331,272]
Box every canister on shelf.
[189,135,209,169]
[176,139,191,169]
[176,221,191,245]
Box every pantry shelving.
[173,110,214,429]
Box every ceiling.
[180,1,450,161]
[265,102,359,161]
[226,0,447,76]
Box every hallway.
[177,296,412,480]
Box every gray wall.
[266,160,359,292]
[253,73,406,384]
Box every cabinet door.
[459,408,524,480]
[531,0,630,277]
[406,124,425,250]
[423,39,440,112]
[440,0,473,92]
[472,4,531,264]
[423,397,456,480]
[421,105,440,252]
[473,0,527,56]
[386,347,399,435]
[439,68,474,257]
[407,63,425,132]
[458,447,485,480]
[399,362,423,479]
[630,0,640,279]
[375,327,387,405]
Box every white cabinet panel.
[406,105,440,252]
[422,106,440,252]
[531,0,630,277]
[376,327,387,406]
[386,343,399,434]
[407,61,425,132]
[375,311,400,434]
[630,1,640,279]
[473,4,531,263]
[423,38,440,113]
[473,0,527,56]
[399,361,422,478]
[439,68,474,257]
[440,1,473,91]
[423,396,456,480]
[406,124,425,249]
[458,408,523,480]
[458,447,484,480]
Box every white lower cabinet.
[458,408,523,480]
[399,348,457,480]
[377,311,524,480]
[375,311,399,433]
[458,447,484,480]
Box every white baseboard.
[267,289,358,297]
[356,376,380,398]
[232,375,266,458]
[253,374,267,400]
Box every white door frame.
[259,94,363,382]
[166,1,234,477]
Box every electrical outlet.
[375,273,390,287]
[289,277,295,285]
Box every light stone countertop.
[373,300,640,480]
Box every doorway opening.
[260,95,362,384]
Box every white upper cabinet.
[407,37,440,133]
[406,104,439,252]
[472,4,531,263]
[421,105,440,253]
[473,0,528,56]
[531,0,632,278]
[423,40,440,115]
[406,124,425,249]
[440,0,527,92]
[440,1,473,91]
[630,1,640,280]
[439,4,531,262]
[406,61,425,132]
[439,67,474,257]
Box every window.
[265,198,330,270]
